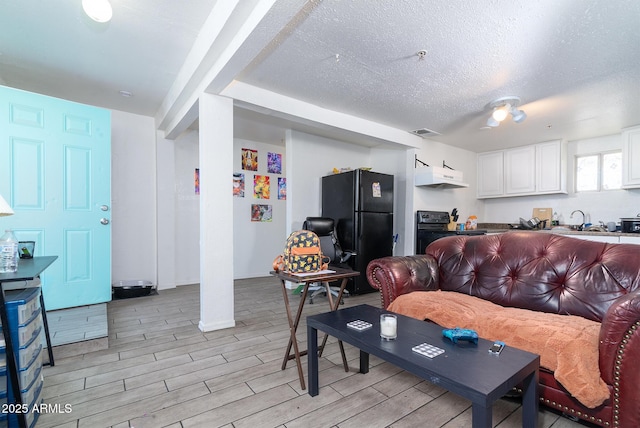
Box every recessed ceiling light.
[118,90,133,97]
[82,0,113,23]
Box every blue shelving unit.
[1,288,45,428]
[0,256,57,428]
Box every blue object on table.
[442,327,478,344]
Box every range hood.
[414,166,469,188]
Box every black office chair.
[302,217,356,304]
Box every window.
[575,151,621,192]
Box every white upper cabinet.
[505,146,536,194]
[477,151,504,197]
[477,140,566,199]
[622,126,640,189]
[536,140,566,194]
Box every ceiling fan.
[486,96,527,128]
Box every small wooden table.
[271,267,360,390]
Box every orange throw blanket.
[388,291,609,408]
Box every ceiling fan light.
[492,104,510,122]
[511,109,527,123]
[486,117,500,127]
[82,0,113,23]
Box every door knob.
[100,218,110,225]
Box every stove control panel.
[416,211,451,224]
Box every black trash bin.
[112,280,156,299]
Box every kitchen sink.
[584,225,608,232]
[552,225,609,233]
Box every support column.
[198,93,235,331]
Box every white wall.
[370,147,411,255]
[111,109,158,285]
[284,131,484,257]
[159,131,482,288]
[287,131,373,232]
[482,133,640,227]
[156,131,177,290]
[156,132,289,283]
[410,140,482,252]
[285,130,423,256]
[412,139,482,217]
[155,128,208,288]
[174,130,200,285]
[110,106,639,291]
[158,131,345,282]
[111,112,640,291]
[232,138,287,279]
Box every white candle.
[380,314,397,339]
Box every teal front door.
[0,85,111,310]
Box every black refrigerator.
[321,169,394,294]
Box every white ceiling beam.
[157,0,310,139]
[222,81,423,149]
[156,0,255,137]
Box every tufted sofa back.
[425,231,640,322]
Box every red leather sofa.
[366,231,640,427]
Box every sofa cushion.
[388,290,610,408]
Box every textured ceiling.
[1,0,639,152]
[237,0,640,150]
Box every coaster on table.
[347,320,372,331]
[412,342,445,358]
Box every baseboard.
[198,319,236,332]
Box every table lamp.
[0,194,14,217]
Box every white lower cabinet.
[620,236,640,245]
[565,234,620,244]
[562,235,640,245]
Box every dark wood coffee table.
[307,304,539,428]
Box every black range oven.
[415,210,487,255]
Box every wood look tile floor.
[38,277,588,428]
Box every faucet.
[570,210,585,231]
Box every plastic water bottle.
[0,229,19,273]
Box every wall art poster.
[253,175,270,199]
[278,177,286,200]
[241,148,258,171]
[195,168,200,195]
[251,204,272,222]
[267,152,282,174]
[233,173,245,197]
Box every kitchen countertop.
[477,223,640,237]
